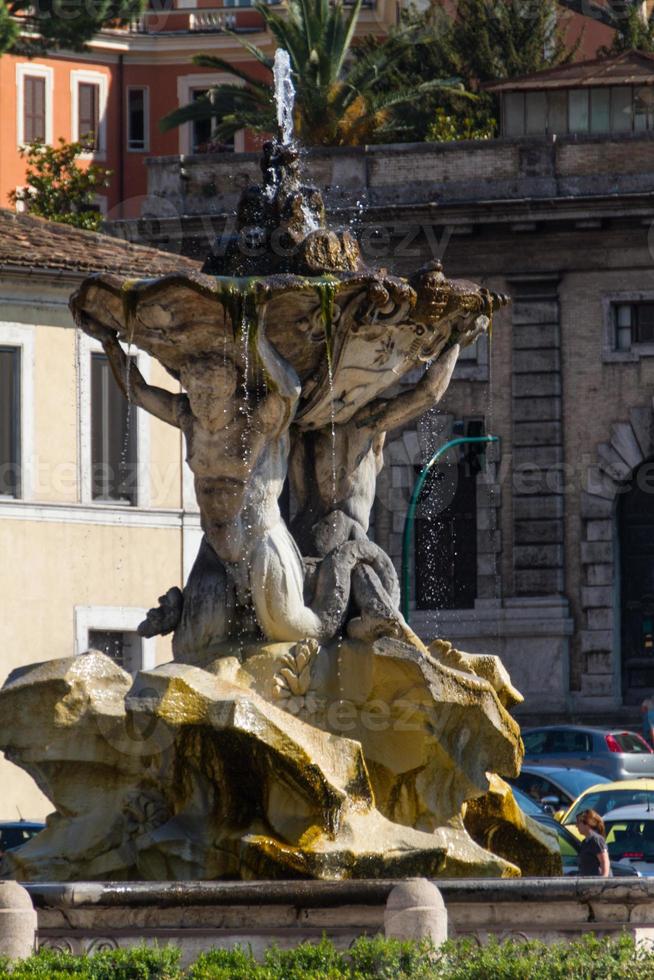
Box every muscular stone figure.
[95,319,300,652]
[91,319,403,652]
[289,308,490,640]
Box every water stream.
[273,49,295,146]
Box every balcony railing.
[127,1,279,34]
[126,0,374,34]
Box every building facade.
[0,210,202,818]
[0,0,402,218]
[0,0,617,219]
[130,86,654,724]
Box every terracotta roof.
[485,50,654,94]
[0,209,200,277]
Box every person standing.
[576,809,610,877]
[642,696,654,748]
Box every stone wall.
[107,132,654,721]
[27,879,654,964]
[144,133,654,220]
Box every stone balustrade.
[25,878,654,965]
[143,132,654,220]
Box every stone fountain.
[0,55,559,883]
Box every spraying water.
[273,49,295,145]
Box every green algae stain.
[314,278,338,370]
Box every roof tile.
[0,209,200,277]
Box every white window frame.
[16,63,54,147]
[126,85,150,153]
[74,604,155,671]
[77,332,151,507]
[176,73,244,154]
[0,322,35,501]
[602,291,654,363]
[70,69,109,159]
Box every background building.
[0,210,201,818]
[130,49,654,726]
[0,0,621,218]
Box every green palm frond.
[162,0,473,146]
[190,54,273,101]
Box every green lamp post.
[400,435,499,623]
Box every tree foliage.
[0,0,146,57]
[10,138,112,232]
[360,0,579,143]
[448,0,575,85]
[160,0,465,147]
[601,3,654,53]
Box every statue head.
[180,355,238,427]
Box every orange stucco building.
[0,0,621,220]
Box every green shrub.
[4,945,181,980]
[348,935,438,980]
[436,934,654,980]
[186,945,267,980]
[2,932,654,979]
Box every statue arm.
[102,334,182,429]
[354,344,460,435]
[253,323,301,430]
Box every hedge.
[2,934,654,979]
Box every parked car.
[508,765,610,813]
[522,726,654,781]
[559,778,654,836]
[0,820,44,853]
[603,804,654,876]
[511,786,639,877]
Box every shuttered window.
[0,347,21,497]
[78,82,100,148]
[23,76,46,143]
[91,353,137,503]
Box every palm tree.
[160,0,465,147]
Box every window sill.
[603,346,654,363]
[77,150,106,162]
[453,363,489,381]
[91,497,137,507]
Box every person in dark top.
[576,809,610,877]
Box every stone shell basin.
[70,269,450,431]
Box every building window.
[17,64,53,147]
[78,82,100,148]
[88,629,143,674]
[23,76,46,143]
[191,88,213,152]
[0,347,20,497]
[91,352,137,503]
[71,70,108,156]
[75,606,155,673]
[503,85,644,137]
[414,419,485,610]
[614,302,654,351]
[634,86,654,132]
[127,87,148,151]
[568,89,589,133]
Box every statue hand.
[459,313,490,348]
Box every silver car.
[522,725,654,781]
